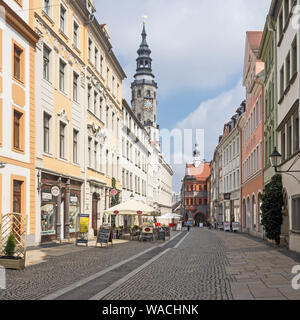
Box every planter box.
[0,257,25,270]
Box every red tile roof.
[186,163,210,181]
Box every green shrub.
[5,234,16,257]
[261,174,283,245]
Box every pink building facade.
[240,32,265,238]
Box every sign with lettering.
[232,222,240,232]
[51,186,60,197]
[42,193,52,201]
[224,222,231,231]
[95,227,113,248]
[76,214,89,247]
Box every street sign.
[76,214,89,247]
[51,186,60,197]
[95,227,113,248]
[110,189,118,196]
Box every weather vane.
[142,15,148,24]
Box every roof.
[246,31,263,51]
[185,163,211,181]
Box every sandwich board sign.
[95,227,113,248]
[76,214,89,247]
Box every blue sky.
[95,0,271,192]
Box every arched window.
[252,195,256,230]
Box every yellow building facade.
[30,0,125,243]
[0,0,39,246]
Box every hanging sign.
[51,186,60,197]
[137,211,143,215]
[114,211,119,215]
[110,189,118,196]
[42,193,52,201]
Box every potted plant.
[0,234,25,270]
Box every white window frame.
[72,17,80,50]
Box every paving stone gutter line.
[41,231,187,300]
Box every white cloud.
[95,0,269,98]
[171,81,244,192]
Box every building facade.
[218,103,245,228]
[182,145,211,225]
[32,0,125,243]
[276,0,300,252]
[241,31,265,238]
[0,0,39,247]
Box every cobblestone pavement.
[103,229,234,300]
[0,236,174,300]
[103,229,300,300]
[1,229,300,300]
[216,231,300,300]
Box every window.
[106,68,110,88]
[117,83,120,100]
[59,59,66,92]
[43,113,51,154]
[73,129,79,164]
[73,21,79,48]
[106,150,109,176]
[59,122,66,159]
[284,0,289,24]
[294,113,299,152]
[43,0,50,16]
[286,52,291,87]
[88,38,92,61]
[106,107,109,129]
[137,89,141,98]
[100,97,103,119]
[13,44,23,82]
[94,91,98,115]
[292,37,297,76]
[292,197,300,232]
[279,11,283,38]
[100,55,103,75]
[60,5,67,34]
[112,112,115,132]
[281,131,286,161]
[112,76,115,95]
[94,141,98,170]
[88,137,92,167]
[43,45,51,81]
[13,180,23,215]
[287,123,292,157]
[95,47,98,68]
[88,85,92,110]
[280,65,284,97]
[73,72,79,102]
[13,109,24,151]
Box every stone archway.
[252,195,256,231]
[242,199,246,229]
[194,212,207,226]
[92,193,100,236]
[246,197,250,231]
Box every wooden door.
[92,194,98,237]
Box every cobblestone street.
[0,228,300,300]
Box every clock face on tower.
[144,98,153,110]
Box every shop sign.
[70,196,78,203]
[42,193,52,201]
[224,193,231,200]
[41,230,56,236]
[224,222,231,231]
[79,214,89,233]
[51,186,60,197]
[232,222,240,232]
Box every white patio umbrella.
[157,213,182,220]
[104,198,157,216]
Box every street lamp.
[269,147,282,169]
[0,162,6,169]
[270,147,300,173]
[270,147,300,184]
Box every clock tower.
[131,23,159,148]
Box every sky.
[95,0,271,193]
